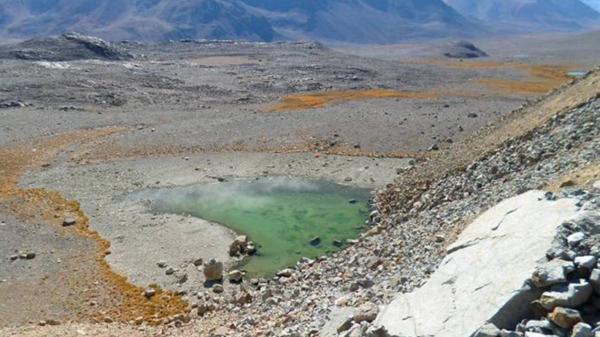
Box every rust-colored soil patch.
[414,59,574,96]
[0,129,189,325]
[267,89,438,112]
[477,64,572,95]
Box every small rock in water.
[309,237,321,247]
[277,269,294,278]
[229,235,248,256]
[63,217,76,226]
[333,240,343,247]
[349,199,357,204]
[229,236,249,257]
[246,243,257,255]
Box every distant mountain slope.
[1,0,597,44]
[582,0,600,11]
[0,0,275,42]
[444,0,600,31]
[0,0,475,43]
[242,0,477,43]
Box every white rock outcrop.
[375,190,581,337]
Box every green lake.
[568,71,587,78]
[136,177,370,277]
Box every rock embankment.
[376,190,582,337]
[374,187,600,337]
[471,193,600,337]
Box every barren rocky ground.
[0,31,599,337]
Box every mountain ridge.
[443,0,600,31]
[0,0,598,43]
[0,0,477,43]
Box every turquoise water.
[568,71,587,78]
[135,177,370,277]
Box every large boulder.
[375,191,580,337]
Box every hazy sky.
[582,0,600,11]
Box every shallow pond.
[568,71,587,78]
[135,177,370,277]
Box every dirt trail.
[0,128,189,325]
